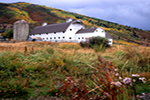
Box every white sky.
[1,0,150,30]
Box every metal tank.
[13,20,29,41]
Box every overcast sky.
[1,0,150,30]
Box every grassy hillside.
[0,2,150,45]
[0,41,150,99]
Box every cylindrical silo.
[13,20,29,41]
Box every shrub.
[89,36,109,47]
[2,29,13,39]
[80,36,110,52]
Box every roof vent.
[42,22,47,26]
[66,18,73,22]
[92,26,96,28]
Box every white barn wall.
[75,28,106,43]
[29,19,113,45]
[65,23,84,41]
[30,23,84,42]
[30,32,65,42]
[95,28,105,37]
[108,38,113,46]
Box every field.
[0,41,150,100]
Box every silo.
[13,20,29,41]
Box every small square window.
[50,37,52,39]
[54,37,56,39]
[70,29,72,31]
[33,34,35,36]
[78,37,80,39]
[58,37,60,39]
[63,31,65,33]
[43,38,45,40]
[47,38,48,39]
[69,37,72,39]
[46,33,48,35]
[54,32,56,34]
[39,34,41,35]
[82,37,84,39]
[63,37,65,39]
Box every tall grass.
[0,41,150,99]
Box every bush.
[80,36,110,52]
[2,29,13,39]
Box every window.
[33,34,35,36]
[96,30,98,32]
[46,33,48,35]
[63,37,65,39]
[43,38,45,40]
[78,37,80,39]
[39,34,41,35]
[58,37,60,39]
[46,38,48,40]
[82,37,84,39]
[69,37,72,39]
[50,37,52,39]
[63,31,65,33]
[70,29,72,31]
[54,32,56,34]
[54,37,56,39]
[102,31,104,33]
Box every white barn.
[29,18,113,46]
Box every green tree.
[2,29,13,39]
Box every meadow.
[0,41,150,100]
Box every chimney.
[66,18,73,22]
[42,22,47,26]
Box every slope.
[0,2,150,45]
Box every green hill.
[0,2,150,45]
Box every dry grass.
[1,41,149,55]
[0,41,59,52]
[0,42,95,54]
[139,72,150,79]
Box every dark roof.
[76,28,97,34]
[30,20,83,35]
[106,32,113,39]
[76,28,113,39]
[30,22,72,35]
[0,24,13,30]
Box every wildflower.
[114,68,118,71]
[136,95,139,98]
[119,77,122,80]
[132,74,140,77]
[123,77,131,84]
[133,79,136,82]
[139,96,144,98]
[104,92,109,96]
[142,93,146,96]
[111,81,122,87]
[111,82,115,85]
[115,81,122,87]
[139,77,146,83]
[115,73,119,76]
[130,82,132,86]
